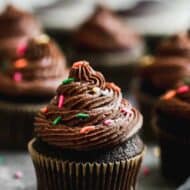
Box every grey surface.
[0,145,185,190]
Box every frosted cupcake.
[29,61,145,190]
[0,5,42,62]
[73,6,144,90]
[137,31,190,140]
[0,34,68,149]
[154,84,190,184]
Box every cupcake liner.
[28,138,145,190]
[0,100,46,149]
[136,90,157,141]
[153,122,190,183]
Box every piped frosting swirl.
[140,31,190,94]
[75,6,141,51]
[0,5,42,61]
[0,34,68,97]
[35,61,143,151]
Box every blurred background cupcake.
[153,84,190,184]
[0,34,68,149]
[0,5,42,63]
[72,6,145,91]
[136,31,190,140]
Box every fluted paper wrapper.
[28,139,144,190]
[0,100,46,149]
[153,122,190,183]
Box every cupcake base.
[28,137,145,190]
[154,124,190,184]
[0,99,46,149]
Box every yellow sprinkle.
[153,147,160,157]
[140,55,155,67]
[34,34,50,44]
[92,87,100,94]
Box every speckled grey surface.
[0,145,186,190]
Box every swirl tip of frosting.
[25,34,51,60]
[72,60,89,69]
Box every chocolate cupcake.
[28,61,145,190]
[0,34,68,149]
[153,84,190,184]
[136,31,190,140]
[0,5,42,62]
[73,6,144,91]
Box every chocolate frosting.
[140,31,190,94]
[0,34,68,97]
[157,86,190,120]
[75,7,141,51]
[157,32,190,57]
[35,61,143,151]
[0,5,42,60]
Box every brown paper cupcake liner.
[0,100,46,149]
[28,139,145,190]
[153,121,190,183]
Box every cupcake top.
[74,6,142,51]
[0,5,42,60]
[35,61,143,151]
[155,84,190,140]
[157,84,190,120]
[140,31,190,95]
[157,31,190,57]
[0,34,68,97]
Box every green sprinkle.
[183,77,190,85]
[76,113,89,119]
[1,60,8,72]
[52,116,62,125]
[0,155,4,165]
[62,78,74,85]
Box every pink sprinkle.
[13,72,22,82]
[16,43,27,57]
[13,171,23,179]
[58,95,64,108]
[80,126,95,134]
[103,119,113,126]
[143,166,150,176]
[176,85,190,94]
[121,107,131,114]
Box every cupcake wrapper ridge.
[28,138,145,190]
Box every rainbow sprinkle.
[183,77,190,85]
[14,59,28,69]
[52,116,62,125]
[76,113,89,119]
[1,60,8,72]
[92,87,100,94]
[163,90,176,100]
[103,119,113,126]
[58,95,64,108]
[16,43,27,57]
[13,72,22,82]
[62,78,74,85]
[142,166,150,176]
[80,126,95,134]
[35,34,50,44]
[13,171,23,179]
[176,85,190,94]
